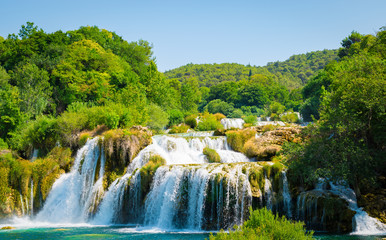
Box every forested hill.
[164,49,338,89]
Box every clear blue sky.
[1,0,385,72]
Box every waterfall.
[282,171,292,218]
[221,118,245,129]
[264,175,273,210]
[129,135,249,165]
[328,183,386,235]
[31,149,38,162]
[30,179,33,216]
[29,132,295,231]
[142,164,254,230]
[19,194,25,216]
[35,137,105,223]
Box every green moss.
[226,128,256,152]
[139,154,166,200]
[169,124,190,134]
[79,132,91,147]
[203,147,221,163]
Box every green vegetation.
[196,113,224,131]
[168,124,190,134]
[0,148,72,217]
[166,49,337,89]
[203,147,221,163]
[285,28,385,199]
[139,154,166,195]
[0,22,191,158]
[208,207,313,240]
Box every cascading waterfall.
[143,164,253,230]
[35,137,105,223]
[264,175,273,210]
[329,183,386,235]
[297,181,386,234]
[282,171,292,218]
[27,131,384,235]
[19,194,25,216]
[221,118,245,129]
[30,179,33,216]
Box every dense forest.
[164,50,338,89]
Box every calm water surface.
[0,227,385,240]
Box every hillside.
[164,49,338,89]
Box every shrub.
[169,124,190,134]
[184,114,198,128]
[9,115,59,157]
[0,138,8,150]
[243,115,257,125]
[229,108,243,118]
[168,109,184,127]
[281,112,299,123]
[213,113,226,121]
[226,129,256,152]
[78,132,92,147]
[197,113,224,131]
[147,104,169,130]
[209,207,313,240]
[261,124,277,132]
[203,147,221,163]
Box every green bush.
[203,147,221,163]
[209,207,313,240]
[243,115,257,125]
[184,114,198,128]
[197,113,224,131]
[168,109,184,127]
[226,129,256,152]
[147,104,169,130]
[280,112,299,123]
[0,138,8,150]
[169,124,190,134]
[9,116,58,156]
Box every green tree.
[12,63,53,118]
[181,78,201,113]
[147,104,169,131]
[205,99,234,116]
[0,67,24,140]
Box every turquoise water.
[0,227,385,240]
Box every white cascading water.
[328,183,386,235]
[221,118,245,129]
[124,135,248,165]
[35,137,105,223]
[282,171,292,218]
[23,130,385,235]
[143,164,253,230]
[264,175,273,210]
[30,179,33,216]
[19,194,25,216]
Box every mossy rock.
[203,147,221,163]
[139,154,166,200]
[1,226,15,230]
[298,190,356,233]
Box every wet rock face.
[297,190,356,233]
